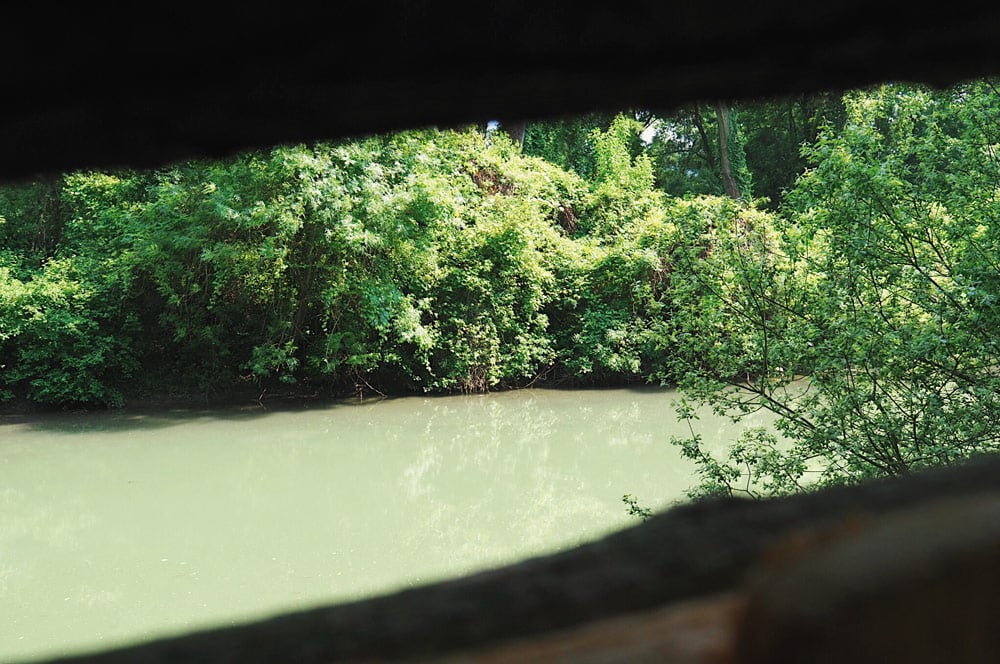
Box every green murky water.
[1,387,772,662]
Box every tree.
[521,112,618,180]
[665,81,1000,497]
[503,119,527,147]
[715,102,742,199]
[736,92,846,208]
[642,104,752,199]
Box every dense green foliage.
[5,80,1000,499]
[666,80,1000,496]
[521,112,618,180]
[1,124,698,404]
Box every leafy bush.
[665,82,1000,496]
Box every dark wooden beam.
[4,3,1000,180]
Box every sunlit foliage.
[4,80,1000,500]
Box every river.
[1,387,774,662]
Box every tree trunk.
[716,101,741,199]
[505,120,526,147]
[692,104,718,172]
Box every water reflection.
[0,387,772,662]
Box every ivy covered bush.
[2,119,722,405]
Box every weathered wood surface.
[4,3,1000,180]
[41,453,1000,663]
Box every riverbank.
[0,372,666,417]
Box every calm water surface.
[1,387,773,662]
